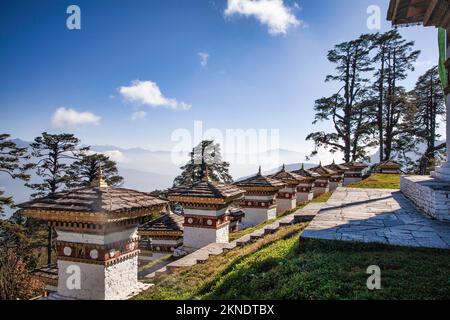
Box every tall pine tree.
[67,153,123,188]
[412,66,446,174]
[0,134,33,216]
[306,34,375,162]
[25,132,87,264]
[173,140,233,186]
[372,30,420,161]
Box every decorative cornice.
[139,230,183,237]
[21,204,167,224]
[58,249,139,266]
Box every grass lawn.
[139,254,175,273]
[135,224,308,300]
[348,174,400,189]
[137,225,450,300]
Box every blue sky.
[0,0,441,158]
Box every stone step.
[202,243,225,256]
[236,235,252,247]
[191,250,211,263]
[166,257,197,272]
[263,225,279,235]
[144,272,156,279]
[250,229,265,240]
[278,216,295,226]
[294,214,316,223]
[155,267,167,276]
[222,241,237,251]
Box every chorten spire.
[201,163,211,182]
[257,166,262,176]
[281,164,286,172]
[301,163,304,170]
[91,166,108,188]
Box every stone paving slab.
[301,187,450,249]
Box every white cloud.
[102,150,126,163]
[52,107,101,129]
[198,52,209,67]
[119,80,192,111]
[224,0,300,35]
[414,58,435,70]
[131,110,147,120]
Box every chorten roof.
[376,160,402,169]
[269,164,305,184]
[325,161,349,174]
[310,163,337,177]
[292,163,321,179]
[235,166,286,190]
[18,170,167,223]
[139,213,184,234]
[168,167,245,205]
[341,161,369,169]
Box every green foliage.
[26,132,87,197]
[306,34,375,162]
[173,140,233,186]
[67,153,123,188]
[408,66,446,174]
[25,132,87,265]
[307,30,423,165]
[0,219,45,299]
[0,134,33,215]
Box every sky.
[0,0,442,162]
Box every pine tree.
[306,35,375,162]
[372,30,420,161]
[411,66,446,174]
[173,140,233,186]
[25,132,87,265]
[67,153,123,188]
[0,134,33,216]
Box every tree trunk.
[378,51,385,162]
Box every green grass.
[135,224,308,300]
[229,203,308,241]
[139,254,175,272]
[137,227,450,300]
[311,191,333,203]
[348,174,400,189]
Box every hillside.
[136,174,450,300]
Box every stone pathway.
[301,187,450,249]
[143,203,324,280]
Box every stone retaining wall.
[401,176,450,222]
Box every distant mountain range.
[1,139,316,218]
[3,138,441,218]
